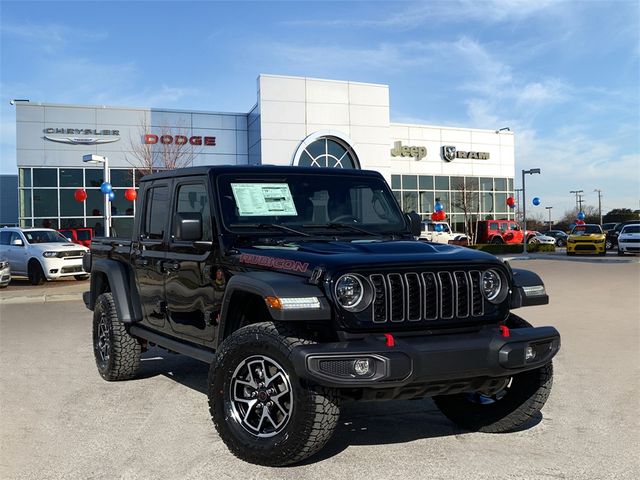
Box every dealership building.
[11,74,515,236]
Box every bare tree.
[125,118,200,176]
[452,183,480,244]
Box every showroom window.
[18,167,140,234]
[391,174,515,231]
[297,137,359,169]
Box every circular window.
[296,136,359,169]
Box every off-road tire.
[92,292,141,381]
[209,321,340,466]
[28,259,45,285]
[433,314,553,433]
[74,274,90,280]
[491,236,503,244]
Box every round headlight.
[335,274,371,312]
[482,269,505,303]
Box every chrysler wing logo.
[442,145,456,162]
[43,128,121,145]
[44,135,121,145]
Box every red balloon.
[124,188,137,201]
[74,188,87,202]
[431,212,438,221]
[506,196,515,207]
[436,210,446,221]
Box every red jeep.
[476,219,532,244]
[58,227,93,247]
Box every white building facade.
[14,74,515,236]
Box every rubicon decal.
[239,253,309,273]
[144,134,216,146]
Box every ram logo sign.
[442,146,490,162]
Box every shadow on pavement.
[136,346,544,463]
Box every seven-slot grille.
[369,271,485,323]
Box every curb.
[0,292,84,305]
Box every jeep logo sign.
[442,145,490,162]
[390,141,427,160]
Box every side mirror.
[174,212,202,242]
[406,211,422,237]
[11,238,24,246]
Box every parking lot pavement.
[1,259,638,480]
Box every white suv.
[420,221,469,245]
[0,228,89,285]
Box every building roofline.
[13,101,247,117]
[391,121,514,135]
[258,73,388,89]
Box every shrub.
[468,243,555,254]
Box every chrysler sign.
[43,128,120,145]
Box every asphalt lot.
[1,258,639,479]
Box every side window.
[488,222,498,231]
[0,231,10,245]
[173,183,212,241]
[142,186,169,240]
[500,223,509,232]
[9,232,23,245]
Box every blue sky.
[1,0,638,218]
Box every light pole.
[594,189,603,225]
[514,188,523,222]
[522,168,541,254]
[83,154,110,237]
[569,190,583,214]
[545,206,553,230]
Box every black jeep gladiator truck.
[83,165,560,466]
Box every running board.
[129,325,216,364]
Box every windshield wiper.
[229,223,311,237]
[302,223,380,236]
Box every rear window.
[77,230,92,241]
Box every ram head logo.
[442,145,456,162]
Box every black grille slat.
[388,274,405,322]
[438,272,454,319]
[369,269,488,323]
[469,270,484,316]
[454,271,470,318]
[422,272,438,319]
[405,273,421,321]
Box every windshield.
[24,230,71,244]
[621,225,640,234]
[571,225,603,235]
[217,172,406,235]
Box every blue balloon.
[532,197,541,206]
[107,191,115,202]
[577,211,585,220]
[434,202,444,212]
[100,182,113,194]
[435,224,444,232]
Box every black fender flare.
[217,271,332,344]
[88,258,143,324]
[510,268,549,308]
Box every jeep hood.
[234,239,502,276]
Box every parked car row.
[0,227,90,285]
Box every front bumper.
[41,257,86,279]
[618,241,640,253]
[566,242,605,254]
[292,326,560,389]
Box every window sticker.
[231,183,298,217]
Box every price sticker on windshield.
[231,183,298,216]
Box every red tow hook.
[499,325,510,337]
[384,333,395,347]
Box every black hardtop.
[140,165,386,183]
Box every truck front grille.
[369,271,485,323]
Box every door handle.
[135,258,149,267]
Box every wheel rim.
[96,312,111,365]
[229,355,293,438]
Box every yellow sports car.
[566,224,606,256]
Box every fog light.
[353,358,372,376]
[525,346,536,361]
